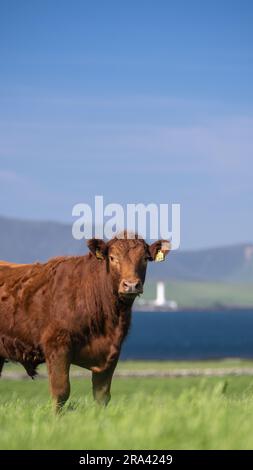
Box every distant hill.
[0,215,253,282]
[0,216,84,263]
[150,243,253,282]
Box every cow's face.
[87,233,170,299]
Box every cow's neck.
[80,258,135,341]
[99,273,135,341]
[115,296,135,341]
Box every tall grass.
[1,375,253,449]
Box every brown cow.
[0,232,170,411]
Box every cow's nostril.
[120,279,143,294]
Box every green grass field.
[143,281,253,308]
[1,360,253,450]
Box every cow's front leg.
[92,361,117,406]
[46,347,71,413]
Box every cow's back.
[0,258,65,342]
[0,256,87,342]
[0,261,29,268]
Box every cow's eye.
[110,255,119,263]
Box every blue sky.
[0,0,253,249]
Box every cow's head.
[87,232,170,299]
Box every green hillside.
[142,281,253,308]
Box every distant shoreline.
[133,305,253,313]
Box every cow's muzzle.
[118,279,143,295]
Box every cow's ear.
[87,239,108,260]
[148,240,171,262]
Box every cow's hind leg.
[0,357,5,377]
[92,362,117,406]
[46,348,71,413]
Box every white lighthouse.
[135,281,178,310]
[154,281,166,306]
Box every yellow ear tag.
[96,249,104,260]
[155,249,165,262]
